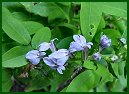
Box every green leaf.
[2,2,23,12]
[2,7,31,45]
[20,2,33,12]
[12,12,31,21]
[118,61,125,76]
[80,2,102,41]
[31,27,51,49]
[96,63,113,84]
[2,69,13,92]
[56,23,77,31]
[122,27,127,39]
[2,46,32,68]
[111,75,127,92]
[83,60,96,70]
[23,21,44,35]
[111,62,119,77]
[97,16,106,30]
[56,36,73,49]
[96,83,108,92]
[111,61,127,92]
[20,2,70,22]
[96,59,108,67]
[66,70,100,92]
[80,2,127,41]
[99,2,127,18]
[112,16,126,35]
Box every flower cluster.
[26,34,112,74]
[93,35,111,61]
[25,35,93,74]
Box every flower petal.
[29,57,41,65]
[38,42,50,51]
[50,39,57,52]
[59,66,65,70]
[43,57,56,66]
[39,52,46,57]
[57,68,63,74]
[73,35,86,46]
[86,42,93,49]
[57,56,69,66]
[69,42,83,51]
[25,50,39,59]
[49,49,69,59]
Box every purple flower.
[93,52,101,61]
[69,35,93,52]
[38,42,50,52]
[25,50,46,65]
[43,49,69,74]
[100,35,111,49]
[49,38,58,52]
[25,39,57,65]
[39,38,58,52]
[26,38,58,65]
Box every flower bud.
[111,55,118,62]
[120,38,126,45]
[100,35,111,49]
[93,52,101,61]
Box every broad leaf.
[99,2,127,18]
[83,60,96,70]
[80,2,102,41]
[2,46,32,68]
[23,21,44,35]
[12,12,31,21]
[96,63,113,84]
[2,69,13,92]
[80,2,127,41]
[2,7,31,45]
[31,27,51,49]
[20,2,70,22]
[96,83,108,92]
[66,70,100,92]
[57,36,73,49]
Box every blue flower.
[100,35,111,49]
[25,38,58,65]
[25,50,46,65]
[69,35,93,52]
[93,52,101,61]
[43,49,69,74]
[39,38,58,52]
[38,42,51,52]
[49,38,58,52]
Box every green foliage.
[66,70,100,92]
[2,2,127,92]
[23,21,44,35]
[2,69,13,92]
[2,46,32,67]
[2,7,31,45]
[31,27,51,49]
[80,2,127,41]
